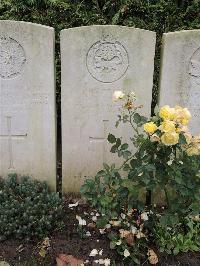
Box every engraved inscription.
[86,37,129,83]
[0,92,49,107]
[0,117,27,169]
[188,47,200,85]
[0,36,26,79]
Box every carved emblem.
[86,36,129,83]
[188,47,200,85]
[0,36,26,79]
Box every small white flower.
[96,239,99,242]
[124,249,130,257]
[141,212,148,221]
[179,161,183,164]
[90,212,94,216]
[68,201,79,208]
[89,249,98,257]
[96,212,100,217]
[86,231,91,237]
[84,260,89,264]
[113,90,125,102]
[138,172,143,176]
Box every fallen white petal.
[104,258,111,266]
[68,201,79,208]
[89,249,99,257]
[124,249,130,257]
[99,249,103,255]
[86,231,91,237]
[92,216,97,222]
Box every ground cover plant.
[81,90,200,265]
[0,174,62,241]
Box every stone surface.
[159,30,200,134]
[61,25,156,192]
[0,21,56,189]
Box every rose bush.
[81,91,200,264]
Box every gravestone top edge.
[163,29,200,38]
[0,20,54,31]
[60,25,156,35]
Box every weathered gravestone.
[159,30,200,134]
[0,21,56,189]
[61,25,156,192]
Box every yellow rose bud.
[159,120,176,133]
[161,132,179,146]
[186,146,200,156]
[144,122,158,134]
[159,105,175,120]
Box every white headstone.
[0,21,56,189]
[61,25,156,192]
[159,30,200,134]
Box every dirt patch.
[0,198,199,266]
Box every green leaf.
[96,217,108,228]
[107,133,116,144]
[133,113,141,124]
[115,138,121,147]
[103,163,110,172]
[179,133,187,145]
[121,143,128,150]
[110,145,118,153]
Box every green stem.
[117,155,135,171]
[164,186,170,208]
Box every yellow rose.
[186,146,200,156]
[161,132,179,146]
[144,122,158,134]
[174,106,191,125]
[159,120,176,133]
[159,105,175,120]
[112,90,125,102]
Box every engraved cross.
[89,119,109,163]
[0,116,27,169]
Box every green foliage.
[154,217,200,255]
[80,163,142,219]
[0,174,62,240]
